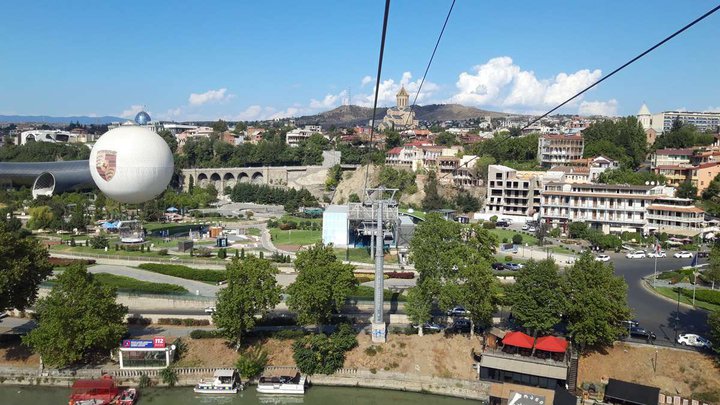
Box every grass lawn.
[45,273,189,295]
[270,229,322,246]
[144,222,208,235]
[488,228,538,246]
[398,208,426,221]
[246,228,261,236]
[654,286,720,312]
[276,215,323,225]
[549,245,576,255]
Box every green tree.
[286,244,357,328]
[709,310,720,355]
[158,129,178,154]
[0,223,53,312]
[597,168,667,186]
[702,173,720,201]
[212,119,229,133]
[325,164,343,191]
[405,286,432,336]
[348,193,361,203]
[445,262,499,337]
[563,253,631,351]
[160,367,178,387]
[568,221,589,239]
[655,121,715,149]
[27,206,54,230]
[474,155,496,180]
[384,129,402,149]
[292,323,357,374]
[23,264,128,367]
[213,257,282,349]
[507,260,566,346]
[435,131,457,146]
[421,171,445,211]
[706,244,720,289]
[581,117,648,169]
[676,180,698,200]
[236,347,268,378]
[512,234,523,245]
[455,191,480,213]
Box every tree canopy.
[597,168,667,186]
[563,253,631,350]
[508,259,566,337]
[654,120,716,149]
[213,256,282,349]
[0,141,90,162]
[582,117,648,169]
[467,133,539,164]
[23,265,128,367]
[286,244,357,327]
[0,222,53,312]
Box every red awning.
[535,336,568,353]
[502,331,534,349]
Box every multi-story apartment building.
[286,125,323,147]
[652,148,694,169]
[485,165,546,216]
[540,183,704,235]
[638,104,720,133]
[654,160,720,197]
[537,134,584,167]
[646,197,705,236]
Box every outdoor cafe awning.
[534,336,568,353]
[502,331,534,349]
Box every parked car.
[620,319,640,329]
[647,251,666,258]
[628,327,656,340]
[527,227,537,233]
[521,224,529,231]
[496,221,510,228]
[626,250,647,259]
[447,318,472,334]
[504,263,524,271]
[677,333,712,348]
[412,322,445,331]
[500,218,513,224]
[673,251,694,259]
[204,306,216,314]
[491,262,506,270]
[595,254,611,262]
[447,306,470,317]
[697,251,709,258]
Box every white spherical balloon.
[89,125,174,204]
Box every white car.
[501,218,513,224]
[595,254,611,262]
[204,306,216,314]
[673,251,694,259]
[527,227,537,233]
[521,224,529,231]
[647,251,666,258]
[625,250,647,259]
[677,333,712,349]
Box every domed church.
[380,86,419,130]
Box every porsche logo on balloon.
[96,150,117,182]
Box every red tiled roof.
[654,148,695,156]
[386,147,402,155]
[647,204,704,214]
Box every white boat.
[257,372,306,395]
[193,369,243,394]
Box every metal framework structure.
[358,187,399,343]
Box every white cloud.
[358,72,439,107]
[234,105,281,121]
[579,99,618,116]
[309,90,348,109]
[188,88,233,106]
[361,75,373,87]
[450,57,602,111]
[120,104,145,119]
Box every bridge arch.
[251,171,264,184]
[223,172,236,189]
[197,173,209,187]
[238,172,250,183]
[210,173,222,189]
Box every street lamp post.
[674,288,680,345]
[692,270,698,307]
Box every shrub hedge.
[48,257,96,267]
[386,271,414,279]
[157,318,211,326]
[189,329,223,339]
[138,263,226,283]
[678,288,720,305]
[93,273,189,295]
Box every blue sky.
[1,1,718,121]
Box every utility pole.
[365,187,398,344]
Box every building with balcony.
[485,165,546,217]
[646,197,705,236]
[652,148,694,169]
[540,182,704,235]
[538,134,584,167]
[286,125,323,147]
[655,161,720,197]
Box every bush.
[504,255,513,262]
[126,317,152,325]
[255,316,297,327]
[194,247,212,257]
[218,248,227,259]
[138,374,151,388]
[157,318,210,326]
[138,263,227,283]
[160,367,178,387]
[236,347,268,379]
[48,257,96,267]
[678,288,720,305]
[189,329,223,339]
[482,221,496,229]
[386,271,414,279]
[90,235,109,249]
[158,248,168,256]
[502,237,508,244]
[512,234,523,245]
[292,324,358,375]
[490,215,498,223]
[93,273,188,295]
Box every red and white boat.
[116,388,138,405]
[68,375,119,405]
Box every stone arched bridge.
[181,164,358,193]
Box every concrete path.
[87,264,219,297]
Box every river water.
[0,386,473,405]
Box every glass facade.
[480,366,563,390]
[120,350,168,368]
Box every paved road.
[610,252,710,345]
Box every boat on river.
[193,369,243,394]
[68,375,119,405]
[256,373,306,395]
